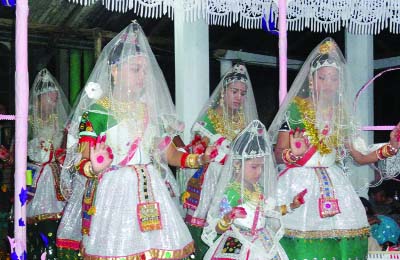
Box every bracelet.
[180,153,189,168]
[186,154,200,169]
[83,161,96,178]
[376,148,384,160]
[282,149,302,165]
[76,158,90,175]
[197,154,204,166]
[280,205,287,215]
[376,144,398,160]
[217,218,232,231]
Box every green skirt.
[280,236,368,260]
[187,225,209,260]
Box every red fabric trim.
[79,136,96,144]
[56,238,80,250]
[278,146,317,178]
[180,153,189,169]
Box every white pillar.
[220,59,232,77]
[345,32,374,198]
[174,2,209,143]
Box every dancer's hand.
[225,206,247,222]
[389,122,400,149]
[90,135,114,174]
[289,128,309,156]
[292,189,307,210]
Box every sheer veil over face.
[202,120,282,257]
[62,22,182,198]
[268,38,358,161]
[193,63,258,141]
[28,68,70,149]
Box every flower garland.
[293,97,339,155]
[207,108,245,141]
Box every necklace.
[293,97,339,155]
[207,108,245,141]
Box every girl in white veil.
[268,38,400,260]
[202,120,305,260]
[26,68,70,259]
[59,22,214,259]
[180,64,258,259]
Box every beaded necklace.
[227,181,263,207]
[207,108,245,141]
[293,97,339,155]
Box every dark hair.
[223,63,248,88]
[108,39,142,65]
[360,197,376,216]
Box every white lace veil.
[192,63,258,141]
[61,21,182,199]
[28,68,70,162]
[268,38,359,162]
[202,120,282,257]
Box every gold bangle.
[217,220,231,231]
[83,161,96,178]
[280,205,287,215]
[185,154,200,168]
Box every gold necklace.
[228,181,263,207]
[293,97,339,155]
[207,108,245,141]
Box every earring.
[219,91,225,107]
[233,160,241,175]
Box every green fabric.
[70,49,82,105]
[199,112,217,135]
[83,50,94,85]
[57,248,83,260]
[188,225,209,260]
[79,104,117,137]
[28,219,60,260]
[287,101,305,130]
[280,236,368,260]
[225,186,240,208]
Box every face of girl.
[112,55,147,98]
[38,91,58,113]
[243,157,264,185]
[223,81,247,112]
[312,66,339,99]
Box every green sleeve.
[196,112,217,135]
[287,102,305,130]
[224,187,241,208]
[79,103,116,137]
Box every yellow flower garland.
[293,97,339,155]
[207,108,245,141]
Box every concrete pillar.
[345,32,374,198]
[174,1,210,143]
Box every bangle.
[186,154,200,168]
[376,148,384,160]
[197,154,204,166]
[280,205,287,215]
[377,144,398,160]
[83,161,96,178]
[76,158,90,175]
[282,149,302,165]
[217,219,231,231]
[180,153,189,168]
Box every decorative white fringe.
[65,0,400,34]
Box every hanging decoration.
[67,0,400,34]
